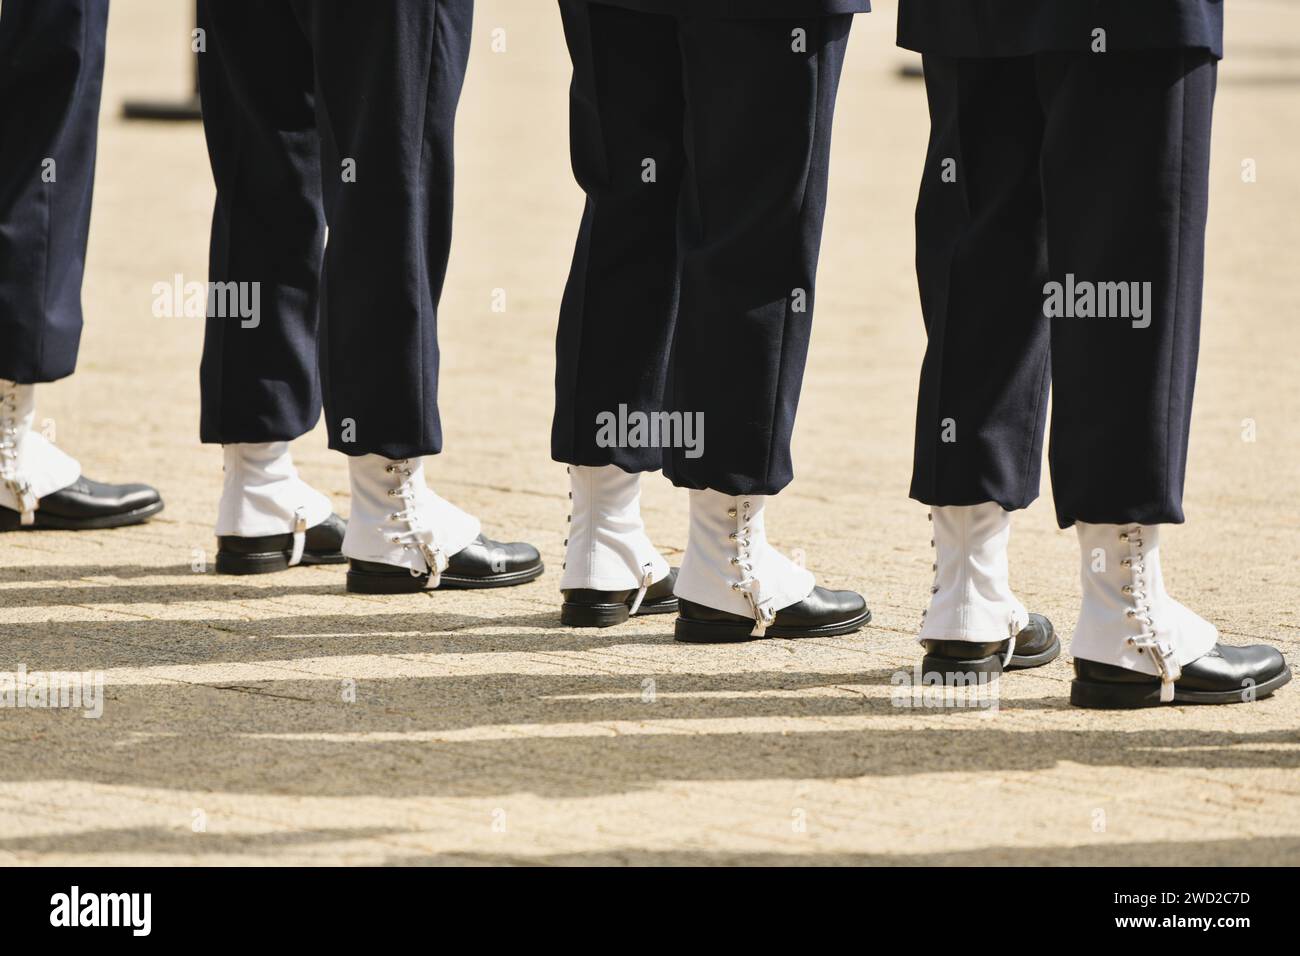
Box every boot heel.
[346,568,429,594]
[1070,679,1163,709]
[919,652,1004,685]
[560,603,631,628]
[674,617,755,644]
[215,550,290,575]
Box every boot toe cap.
[1015,613,1056,655]
[483,537,542,573]
[306,513,347,551]
[37,477,163,520]
[446,534,543,577]
[776,586,869,627]
[1216,643,1289,684]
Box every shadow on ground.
[2,667,1294,798]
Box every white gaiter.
[0,381,81,523]
[674,489,814,634]
[1073,522,1218,700]
[342,454,480,579]
[560,464,670,591]
[919,503,1029,644]
[215,441,333,537]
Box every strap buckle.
[628,563,655,616]
[4,476,36,526]
[414,531,448,588]
[1128,634,1182,703]
[288,508,308,566]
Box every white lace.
[0,384,36,525]
[384,459,448,586]
[728,499,777,637]
[920,509,935,627]
[561,464,570,575]
[1119,525,1180,702]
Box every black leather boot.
[2,381,164,531]
[920,613,1059,681]
[346,533,543,593]
[562,568,678,627]
[1071,643,1291,709]
[0,476,164,531]
[674,586,870,643]
[216,513,347,574]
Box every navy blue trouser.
[910,50,1217,528]
[0,0,109,384]
[197,0,472,458]
[552,1,852,495]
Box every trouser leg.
[196,0,325,444]
[666,14,851,495]
[1039,50,1216,527]
[295,0,473,459]
[552,0,684,472]
[909,54,1051,512]
[197,3,336,552]
[0,0,109,383]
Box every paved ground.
[2,0,1298,866]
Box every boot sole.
[438,563,545,590]
[675,607,871,643]
[560,595,678,628]
[1071,665,1293,709]
[215,549,347,575]
[346,562,544,594]
[0,499,164,531]
[1006,635,1061,671]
